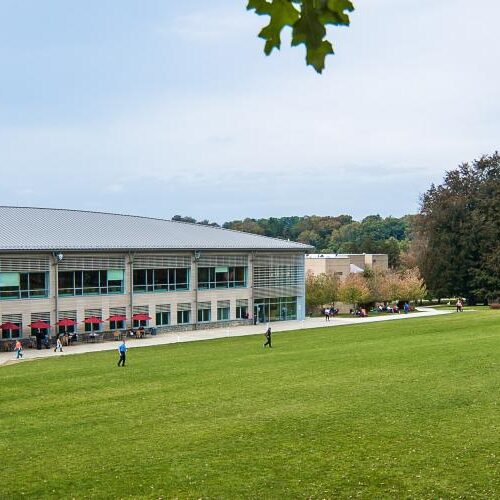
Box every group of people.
[375,303,410,314]
[456,299,465,312]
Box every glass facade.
[58,270,124,296]
[133,268,190,293]
[0,272,48,300]
[198,266,247,289]
[254,297,297,322]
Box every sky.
[0,0,499,223]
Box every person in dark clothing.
[263,327,272,348]
[117,340,127,367]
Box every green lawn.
[1,311,499,499]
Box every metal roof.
[0,207,312,252]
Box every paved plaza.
[0,307,452,366]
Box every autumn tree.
[305,271,339,313]
[338,273,370,308]
[399,268,427,304]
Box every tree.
[399,268,427,303]
[305,271,339,313]
[416,153,500,303]
[248,0,355,73]
[338,273,370,308]
[378,271,403,303]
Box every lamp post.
[52,252,63,338]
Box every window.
[58,270,124,296]
[198,266,247,289]
[197,303,211,323]
[58,324,75,335]
[109,320,125,330]
[155,312,170,326]
[236,305,248,319]
[217,306,230,321]
[133,268,190,293]
[177,310,190,324]
[1,323,21,339]
[0,272,48,300]
[85,322,101,332]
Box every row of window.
[0,266,250,300]
[1,297,297,339]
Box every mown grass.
[1,311,499,499]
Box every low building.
[0,207,311,341]
[305,253,389,280]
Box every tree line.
[172,152,499,304]
[306,268,426,314]
[172,214,412,269]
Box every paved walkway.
[0,307,452,366]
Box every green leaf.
[249,0,355,73]
[247,0,300,55]
[305,40,334,73]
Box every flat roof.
[0,207,312,252]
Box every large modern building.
[0,207,311,340]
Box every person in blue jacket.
[117,340,127,367]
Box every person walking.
[263,327,272,348]
[14,340,23,359]
[404,302,410,314]
[324,308,330,321]
[117,340,127,367]
[54,337,63,353]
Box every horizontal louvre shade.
[134,255,191,269]
[155,304,171,313]
[2,313,22,324]
[253,253,304,267]
[253,286,304,299]
[217,300,230,308]
[59,256,125,271]
[59,310,77,320]
[84,309,102,319]
[31,312,50,323]
[253,253,304,300]
[110,307,126,316]
[107,269,124,280]
[0,257,50,272]
[177,303,191,312]
[197,302,211,310]
[198,255,247,267]
[236,299,248,307]
[133,305,149,315]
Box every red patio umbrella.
[29,320,51,330]
[132,313,151,321]
[83,316,104,324]
[0,322,21,331]
[107,315,127,322]
[57,318,77,327]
